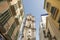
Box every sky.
[22,0,46,40]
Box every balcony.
[15,18,19,25]
[11,22,20,40]
[18,1,21,8]
[0,9,11,33]
[20,9,23,16]
[15,31,19,40]
[10,5,16,16]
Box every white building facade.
[39,14,48,40]
[23,14,36,40]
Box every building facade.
[23,14,36,40]
[39,14,48,40]
[44,0,60,40]
[0,0,24,40]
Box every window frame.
[50,6,59,19]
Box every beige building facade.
[23,14,36,40]
[43,0,60,40]
[0,0,24,40]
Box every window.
[29,24,31,28]
[29,31,30,33]
[15,18,19,25]
[28,38,30,40]
[14,3,19,11]
[7,22,16,37]
[20,9,23,16]
[18,1,21,8]
[52,36,57,40]
[32,20,35,22]
[46,2,50,8]
[10,5,16,16]
[58,17,60,23]
[44,0,46,9]
[46,2,51,11]
[58,17,60,30]
[54,8,59,19]
[0,9,11,26]
[0,0,3,2]
[42,24,43,27]
[51,6,59,19]
[51,7,56,16]
[14,4,17,10]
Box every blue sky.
[22,0,46,40]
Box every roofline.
[41,14,48,16]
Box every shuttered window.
[51,7,56,16]
[0,9,11,26]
